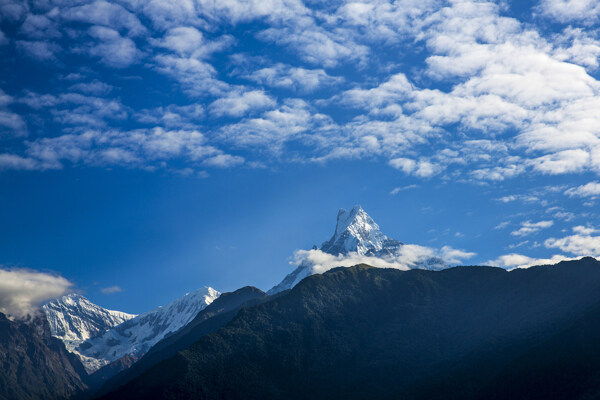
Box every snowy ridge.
[43,293,136,354]
[269,206,447,294]
[77,287,220,371]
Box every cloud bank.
[0,268,73,319]
[292,244,476,276]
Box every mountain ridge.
[101,257,600,400]
[75,286,220,371]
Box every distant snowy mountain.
[43,294,136,359]
[321,206,403,257]
[269,206,446,294]
[76,287,220,371]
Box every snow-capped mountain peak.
[321,205,392,256]
[76,286,220,371]
[43,293,136,355]
[269,206,445,294]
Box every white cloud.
[0,154,40,170]
[209,90,276,118]
[291,244,475,279]
[62,1,147,36]
[258,25,369,68]
[390,184,418,195]
[0,268,73,318]
[16,40,60,61]
[23,128,231,170]
[0,110,27,136]
[497,194,540,203]
[545,225,600,255]
[553,27,600,69]
[0,29,8,45]
[495,221,510,230]
[191,0,309,25]
[19,14,61,40]
[488,253,576,269]
[389,157,441,177]
[537,0,600,23]
[219,99,335,152]
[152,27,233,59]
[85,26,140,68]
[202,154,244,168]
[19,91,128,128]
[314,1,600,180]
[529,149,590,175]
[153,54,230,97]
[440,246,476,264]
[101,285,123,294]
[511,220,554,237]
[69,80,114,96]
[4,0,600,181]
[136,103,205,128]
[244,63,343,92]
[565,181,600,198]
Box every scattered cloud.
[16,128,240,171]
[243,63,343,92]
[390,184,418,195]
[101,285,123,295]
[565,181,600,198]
[488,253,576,269]
[389,158,441,178]
[545,225,600,255]
[495,221,510,230]
[511,220,554,237]
[1,0,600,183]
[202,154,245,168]
[69,80,114,96]
[84,26,141,68]
[62,1,147,36]
[440,246,476,264]
[209,90,276,118]
[536,0,600,24]
[16,40,60,61]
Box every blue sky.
[1,0,600,313]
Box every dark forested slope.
[0,312,89,400]
[103,257,600,400]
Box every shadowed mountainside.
[102,257,600,400]
[0,313,89,400]
[92,286,267,397]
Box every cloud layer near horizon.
[291,244,476,276]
